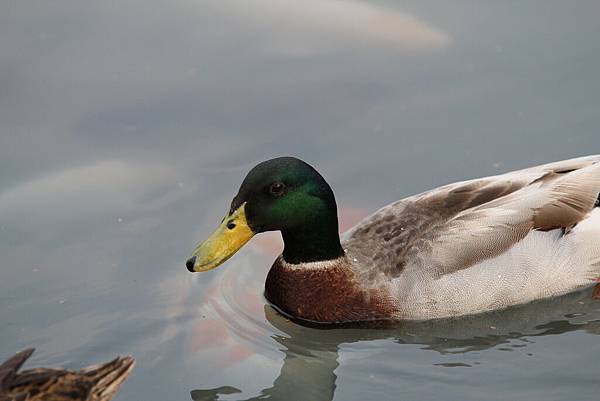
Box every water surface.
[1,1,600,400]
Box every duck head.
[186,157,344,272]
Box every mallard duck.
[0,348,134,401]
[186,156,600,323]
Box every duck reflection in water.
[190,288,600,401]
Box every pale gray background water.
[1,1,600,400]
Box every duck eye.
[269,182,286,197]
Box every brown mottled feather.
[0,349,134,401]
[0,349,35,393]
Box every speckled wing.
[0,348,134,401]
[343,155,600,280]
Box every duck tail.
[0,348,35,391]
[79,355,135,401]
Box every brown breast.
[264,257,397,324]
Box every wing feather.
[344,155,600,280]
[424,161,600,277]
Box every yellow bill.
[186,203,255,272]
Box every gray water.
[2,1,600,400]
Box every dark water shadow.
[191,288,600,401]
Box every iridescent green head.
[187,157,344,272]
